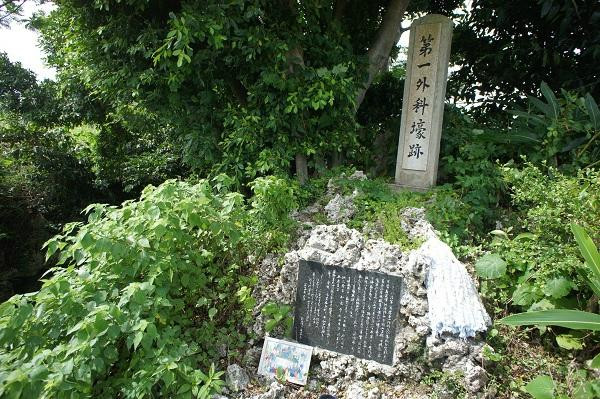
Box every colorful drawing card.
[257,337,313,385]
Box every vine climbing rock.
[247,206,491,398]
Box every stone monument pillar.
[394,14,453,190]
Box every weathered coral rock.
[248,203,491,397]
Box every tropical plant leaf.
[591,353,600,368]
[577,269,600,299]
[474,130,542,144]
[528,299,555,312]
[543,277,572,299]
[490,229,509,238]
[475,254,507,279]
[512,283,537,306]
[514,232,537,241]
[540,81,559,118]
[508,110,546,125]
[560,136,589,153]
[499,309,600,331]
[524,375,554,399]
[528,96,553,118]
[585,93,600,130]
[571,224,600,283]
[555,334,583,350]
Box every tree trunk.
[295,153,308,184]
[314,155,326,175]
[355,0,410,109]
[285,46,310,183]
[333,0,347,21]
[331,151,343,168]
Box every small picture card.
[257,336,313,385]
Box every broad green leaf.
[585,93,600,130]
[499,309,600,331]
[44,239,59,260]
[208,307,217,320]
[262,302,278,314]
[512,284,538,306]
[528,299,555,312]
[540,81,559,118]
[514,232,536,241]
[524,375,554,399]
[133,331,143,349]
[490,230,508,239]
[177,384,191,394]
[571,224,600,283]
[590,353,600,368]
[543,277,572,299]
[80,232,94,249]
[147,205,161,220]
[508,110,545,125]
[162,370,175,386]
[475,254,507,279]
[61,358,74,375]
[196,297,208,307]
[555,334,583,350]
[574,381,598,399]
[133,319,148,331]
[528,96,553,118]
[265,319,277,332]
[578,271,600,299]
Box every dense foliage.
[0,53,103,299]
[35,0,465,181]
[0,177,296,398]
[477,164,600,310]
[452,0,600,111]
[1,0,600,397]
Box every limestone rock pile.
[225,176,491,398]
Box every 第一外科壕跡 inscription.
[293,260,403,365]
[394,14,453,190]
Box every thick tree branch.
[355,0,410,110]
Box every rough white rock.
[464,361,489,394]
[226,364,250,392]
[248,206,491,396]
[324,191,358,223]
[247,382,285,399]
[345,382,367,399]
[419,237,491,338]
[349,170,368,180]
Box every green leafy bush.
[498,224,600,398]
[477,164,600,310]
[0,177,296,398]
[508,82,600,170]
[261,302,293,336]
[439,106,506,236]
[1,117,102,300]
[331,175,483,254]
[248,176,298,252]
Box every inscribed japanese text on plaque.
[293,260,403,365]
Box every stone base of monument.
[387,182,430,193]
[242,204,491,398]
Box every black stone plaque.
[293,259,403,365]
